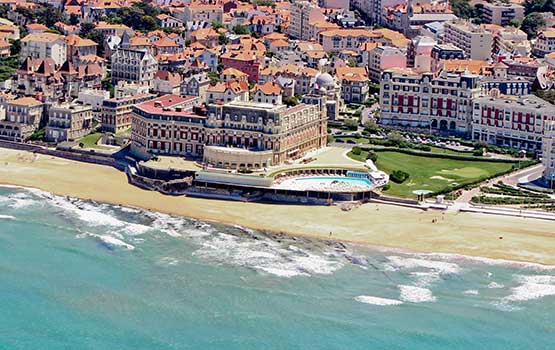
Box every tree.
[139,15,157,31]
[347,58,357,67]
[283,96,299,107]
[218,32,229,45]
[207,71,220,85]
[363,120,380,133]
[79,22,96,38]
[366,151,378,162]
[15,6,35,23]
[113,1,162,31]
[472,3,485,24]
[9,39,20,56]
[387,131,404,144]
[344,118,359,130]
[508,19,521,27]
[86,30,106,56]
[390,170,410,184]
[232,25,250,35]
[35,5,66,28]
[521,13,546,39]
[451,0,474,19]
[211,21,224,29]
[524,0,555,14]
[69,13,80,25]
[0,4,8,18]
[534,89,555,104]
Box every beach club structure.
[128,94,388,203]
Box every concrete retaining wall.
[0,140,125,171]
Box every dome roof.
[315,73,335,88]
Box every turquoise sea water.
[0,186,554,349]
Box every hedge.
[480,186,549,198]
[360,145,538,164]
[390,170,410,184]
[471,196,555,205]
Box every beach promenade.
[0,148,554,265]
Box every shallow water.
[0,186,554,349]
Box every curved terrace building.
[131,95,327,170]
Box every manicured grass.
[78,133,109,149]
[349,150,516,198]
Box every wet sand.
[0,148,554,265]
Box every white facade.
[443,21,493,61]
[21,33,67,66]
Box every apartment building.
[0,97,44,141]
[101,93,155,133]
[367,45,407,83]
[482,2,524,26]
[220,52,261,83]
[252,81,283,105]
[111,48,158,87]
[21,32,67,66]
[288,0,325,40]
[182,3,223,24]
[65,34,98,64]
[532,29,555,58]
[45,103,94,142]
[472,94,555,151]
[492,26,530,57]
[318,29,382,53]
[335,66,369,103]
[443,21,493,61]
[181,73,210,102]
[206,81,249,104]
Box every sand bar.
[0,148,554,265]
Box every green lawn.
[78,133,109,149]
[349,150,516,198]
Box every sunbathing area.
[273,175,374,192]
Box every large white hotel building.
[131,95,327,170]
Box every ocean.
[0,186,554,349]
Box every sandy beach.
[0,148,554,265]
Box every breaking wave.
[399,285,436,303]
[354,295,403,306]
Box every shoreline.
[0,148,554,265]
[5,181,555,271]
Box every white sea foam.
[503,275,555,302]
[86,233,135,250]
[0,214,16,220]
[354,295,403,306]
[488,282,504,289]
[399,285,436,303]
[417,252,555,271]
[410,272,441,287]
[385,256,461,289]
[37,194,151,235]
[158,257,179,266]
[192,231,343,278]
[463,290,479,295]
[2,192,37,209]
[386,256,461,274]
